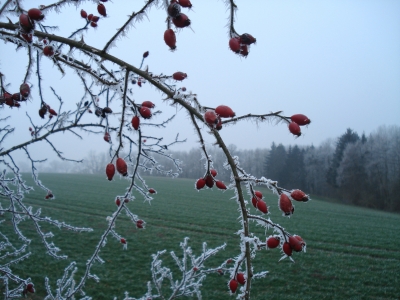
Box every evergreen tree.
[326,128,360,187]
[265,143,287,184]
[284,145,306,189]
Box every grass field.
[2,173,400,299]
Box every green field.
[2,174,400,299]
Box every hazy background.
[1,0,399,164]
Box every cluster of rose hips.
[19,8,44,43]
[266,234,306,257]
[203,105,235,131]
[80,2,107,28]
[164,0,193,50]
[106,157,128,179]
[105,158,161,195]
[0,83,30,108]
[288,114,311,136]
[38,103,58,119]
[96,106,112,119]
[28,126,37,137]
[131,101,155,126]
[229,33,257,57]
[229,272,246,293]
[251,189,308,216]
[278,189,308,216]
[195,169,227,190]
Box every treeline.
[155,126,400,212]
[32,125,400,212]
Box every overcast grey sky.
[1,0,399,163]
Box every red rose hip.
[204,110,218,125]
[215,105,235,118]
[172,72,187,81]
[291,114,311,126]
[106,163,115,180]
[116,158,128,176]
[164,29,177,50]
[288,122,301,136]
[131,116,140,130]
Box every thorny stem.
[221,111,290,126]
[103,0,156,53]
[189,113,212,172]
[212,129,252,300]
[114,69,129,159]
[0,22,205,122]
[0,123,105,157]
[228,0,239,37]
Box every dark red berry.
[80,9,87,19]
[131,116,140,130]
[172,13,191,28]
[205,175,214,188]
[164,29,177,50]
[43,46,54,57]
[142,101,155,108]
[266,236,280,249]
[19,14,34,32]
[229,37,241,53]
[216,181,227,190]
[172,72,187,81]
[106,163,115,181]
[288,122,301,136]
[215,105,235,118]
[26,283,35,293]
[240,33,256,45]
[139,106,152,119]
[49,108,57,116]
[97,3,107,16]
[104,132,111,142]
[39,106,47,118]
[279,193,294,216]
[196,178,206,190]
[178,0,192,8]
[136,219,144,228]
[229,279,238,293]
[290,114,311,126]
[254,191,263,199]
[20,83,30,98]
[290,189,309,202]
[283,242,292,256]
[116,158,128,176]
[240,45,249,57]
[204,110,218,125]
[168,2,181,18]
[21,33,33,43]
[289,236,303,252]
[28,8,44,21]
[236,273,246,285]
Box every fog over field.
[1,0,399,165]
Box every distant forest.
[34,125,400,212]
